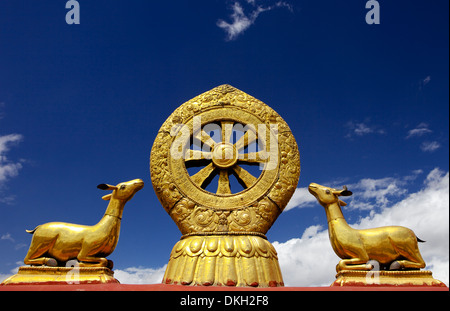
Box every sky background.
[1,0,448,286]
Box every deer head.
[97,179,144,202]
[308,183,353,207]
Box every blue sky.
[1,0,448,286]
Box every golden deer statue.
[308,183,426,272]
[23,179,144,268]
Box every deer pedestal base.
[1,266,119,286]
[332,270,447,287]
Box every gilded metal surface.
[23,179,144,267]
[308,183,426,272]
[332,270,447,287]
[163,235,283,287]
[150,85,300,235]
[151,85,300,287]
[1,266,119,285]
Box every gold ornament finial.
[150,85,300,287]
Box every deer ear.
[340,190,353,196]
[102,194,112,201]
[339,186,353,197]
[338,199,347,207]
[97,184,117,191]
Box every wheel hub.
[212,143,238,169]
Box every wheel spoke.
[193,130,216,151]
[221,121,234,144]
[216,170,231,194]
[188,122,263,194]
[235,130,257,151]
[232,165,257,188]
[191,163,216,188]
[238,152,268,163]
[184,149,212,162]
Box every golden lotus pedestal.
[162,235,284,287]
[332,270,447,287]
[1,266,119,286]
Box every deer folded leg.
[390,240,426,270]
[389,259,425,270]
[337,257,372,272]
[77,256,108,267]
[24,257,57,266]
[77,247,108,267]
[24,241,57,266]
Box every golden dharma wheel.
[150,85,300,287]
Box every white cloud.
[354,123,374,135]
[288,171,422,213]
[420,141,441,152]
[273,230,337,286]
[273,169,449,287]
[0,134,23,184]
[217,1,292,41]
[346,176,408,210]
[0,263,21,284]
[405,123,441,152]
[1,233,15,243]
[114,265,167,284]
[423,76,431,85]
[285,187,317,211]
[406,123,432,139]
[419,76,431,90]
[0,133,23,205]
[345,121,385,138]
[0,274,11,283]
[217,2,254,41]
[14,243,27,251]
